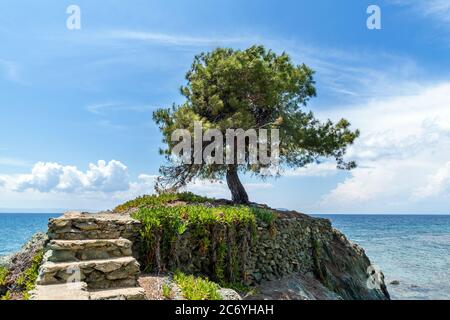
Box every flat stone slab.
[47,238,133,262]
[48,211,141,241]
[37,256,140,289]
[89,287,147,300]
[31,283,146,300]
[31,283,90,300]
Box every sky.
[1,0,450,214]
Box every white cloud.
[106,30,250,47]
[0,159,273,211]
[319,83,450,211]
[413,162,450,199]
[85,160,130,192]
[113,174,158,200]
[14,162,65,193]
[284,162,338,177]
[7,160,130,194]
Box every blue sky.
[1,0,450,213]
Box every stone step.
[47,238,133,262]
[48,211,141,241]
[89,287,147,300]
[30,283,147,300]
[37,256,140,289]
[30,282,90,300]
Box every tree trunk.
[226,166,249,204]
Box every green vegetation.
[162,283,172,299]
[134,205,257,228]
[173,271,221,300]
[153,45,359,204]
[133,204,257,278]
[0,267,8,286]
[0,250,44,300]
[311,237,329,288]
[1,291,12,301]
[127,193,277,286]
[115,192,211,213]
[17,250,44,300]
[252,207,277,225]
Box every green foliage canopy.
[153,45,359,196]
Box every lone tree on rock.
[153,46,359,204]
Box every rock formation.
[27,202,390,300]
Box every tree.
[153,46,359,204]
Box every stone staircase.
[31,212,146,300]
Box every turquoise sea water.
[0,213,60,257]
[0,213,449,300]
[316,214,450,300]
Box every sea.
[316,214,450,300]
[0,213,449,300]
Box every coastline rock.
[131,207,390,300]
[19,204,391,300]
[245,272,341,300]
[218,288,242,300]
[0,232,48,298]
[0,255,12,268]
[312,228,390,300]
[244,212,390,300]
[6,232,48,284]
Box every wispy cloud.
[391,0,450,23]
[86,102,154,115]
[94,29,422,104]
[105,30,251,47]
[422,0,450,22]
[0,157,30,168]
[96,119,128,131]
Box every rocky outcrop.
[2,233,47,275]
[29,207,390,300]
[245,211,389,300]
[137,207,389,300]
[313,228,389,300]
[0,232,47,299]
[245,225,389,300]
[32,212,146,300]
[245,272,342,300]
